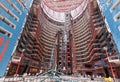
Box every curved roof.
[41,0,88,22]
[42,0,84,12]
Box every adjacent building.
[0,0,33,76]
[97,0,120,54]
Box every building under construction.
[0,0,120,80]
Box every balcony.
[30,31,36,37]
[11,55,20,63]
[108,55,120,65]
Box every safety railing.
[2,75,106,82]
[3,75,23,82]
[108,55,120,65]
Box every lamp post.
[103,47,116,82]
[15,49,25,74]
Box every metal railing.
[108,55,120,65]
[2,75,107,82]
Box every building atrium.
[0,0,120,82]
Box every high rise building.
[0,0,120,79]
[97,0,120,77]
[0,0,33,76]
[73,0,119,78]
[97,0,120,53]
[7,0,42,75]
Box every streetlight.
[15,49,25,74]
[103,47,116,82]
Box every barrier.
[2,75,106,82]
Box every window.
[16,0,24,8]
[110,0,120,12]
[8,10,19,21]
[2,17,16,29]
[114,12,120,21]
[0,14,15,29]
[0,2,19,21]
[0,26,12,38]
[7,0,22,14]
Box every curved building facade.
[2,0,120,78]
[0,0,33,76]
